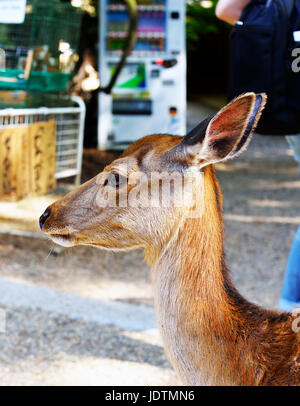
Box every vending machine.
[98,0,186,150]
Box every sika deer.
[40,93,300,385]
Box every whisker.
[44,244,55,261]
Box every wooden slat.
[0,120,56,200]
[17,126,30,199]
[29,120,57,196]
[0,128,18,199]
[43,120,57,192]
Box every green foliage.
[186,0,230,51]
[58,0,98,16]
[78,0,98,17]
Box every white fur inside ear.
[185,143,204,157]
[185,134,227,168]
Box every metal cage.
[0,0,82,92]
[0,96,85,186]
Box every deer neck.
[148,166,254,386]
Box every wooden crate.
[0,120,56,201]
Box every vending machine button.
[152,59,177,68]
[169,107,178,116]
[171,11,180,19]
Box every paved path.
[0,277,157,332]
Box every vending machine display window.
[99,0,186,150]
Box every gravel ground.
[0,101,299,386]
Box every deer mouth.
[49,233,76,247]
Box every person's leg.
[286,135,300,166]
[278,135,300,311]
[279,225,300,311]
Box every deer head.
[40,93,266,256]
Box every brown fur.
[41,93,300,385]
[153,164,300,385]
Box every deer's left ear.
[170,93,266,166]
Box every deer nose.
[39,208,51,231]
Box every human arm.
[215,0,251,25]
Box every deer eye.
[105,172,127,189]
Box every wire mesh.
[0,0,81,92]
[0,96,85,185]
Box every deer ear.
[170,93,266,166]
